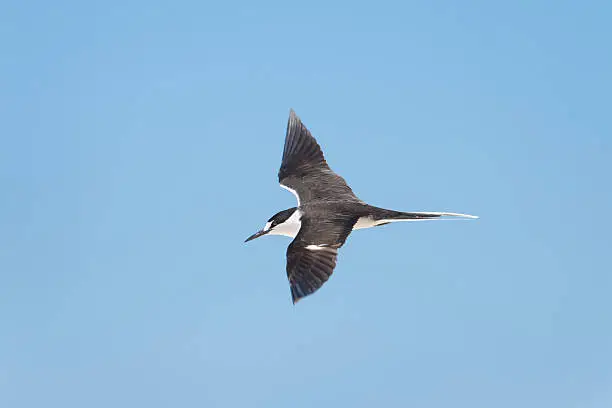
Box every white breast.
[268,209,302,238]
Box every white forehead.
[263,221,273,231]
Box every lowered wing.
[286,212,358,303]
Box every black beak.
[245,229,268,242]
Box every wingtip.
[287,109,299,127]
[290,287,299,305]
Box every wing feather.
[285,213,357,303]
[278,110,361,205]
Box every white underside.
[266,209,302,238]
[272,184,301,238]
[353,216,384,230]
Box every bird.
[245,110,478,304]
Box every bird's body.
[263,201,474,239]
[246,110,478,303]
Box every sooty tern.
[246,110,478,304]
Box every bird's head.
[245,207,299,242]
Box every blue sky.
[1,1,611,407]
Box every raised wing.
[278,110,361,205]
[286,213,358,303]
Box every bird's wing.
[286,213,358,303]
[278,110,361,205]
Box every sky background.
[1,1,611,407]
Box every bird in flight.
[246,110,478,304]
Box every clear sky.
[1,1,611,407]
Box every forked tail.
[390,210,478,220]
[369,207,478,225]
[352,205,478,230]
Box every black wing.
[278,110,361,205]
[286,213,358,303]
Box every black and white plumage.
[246,110,478,304]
